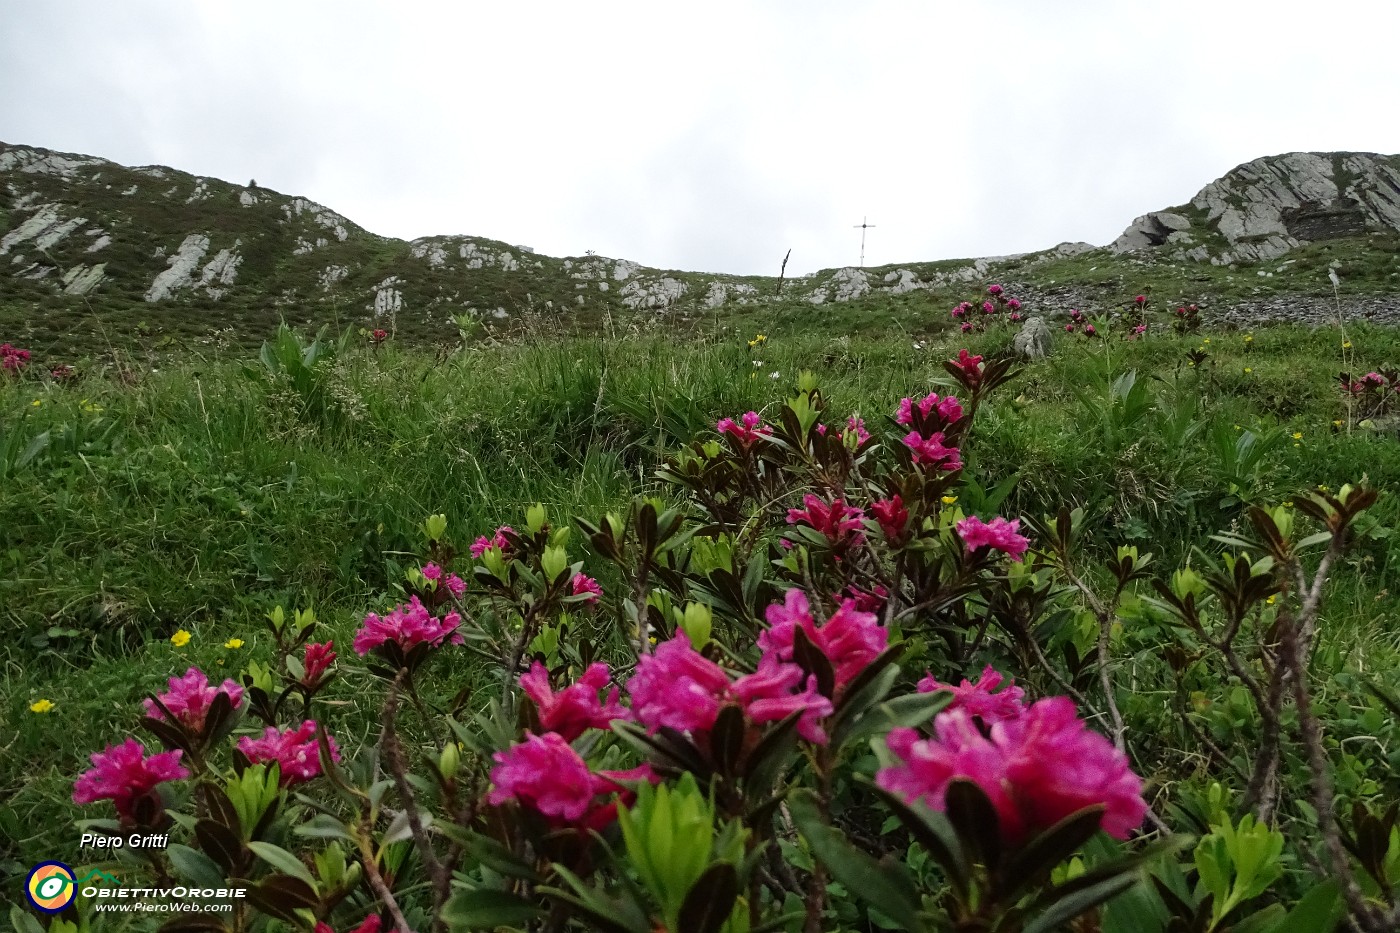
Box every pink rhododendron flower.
[302,641,337,687]
[445,573,466,598]
[520,661,629,741]
[956,515,1031,561]
[1,344,31,372]
[421,563,442,582]
[903,431,964,471]
[896,392,963,428]
[717,411,772,447]
[982,301,995,314]
[144,667,245,731]
[1084,324,1097,336]
[987,284,1003,296]
[237,720,339,786]
[489,732,603,822]
[845,416,871,445]
[1363,372,1386,388]
[952,350,984,388]
[1066,324,1075,333]
[787,494,865,549]
[961,322,974,333]
[732,654,834,743]
[870,495,909,544]
[760,589,888,690]
[1134,294,1147,306]
[315,915,383,933]
[1009,312,1023,323]
[627,633,732,734]
[73,739,189,820]
[1007,298,1022,311]
[918,665,1025,725]
[353,595,463,655]
[571,573,602,604]
[470,525,515,558]
[843,583,889,614]
[877,697,1147,844]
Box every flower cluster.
[73,739,189,821]
[520,661,630,741]
[918,665,1025,726]
[352,595,463,656]
[897,389,966,472]
[420,562,466,599]
[878,693,1147,844]
[717,411,772,448]
[787,494,866,550]
[956,515,1031,561]
[237,720,340,786]
[470,525,514,558]
[951,286,1024,332]
[570,572,602,604]
[760,588,888,690]
[1172,303,1202,334]
[301,641,337,688]
[1064,309,1096,337]
[1,343,31,373]
[815,416,871,446]
[1339,368,1398,418]
[145,667,246,732]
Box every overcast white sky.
[4,1,1399,276]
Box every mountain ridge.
[3,140,1400,355]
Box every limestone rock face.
[1111,152,1400,265]
[1013,316,1052,360]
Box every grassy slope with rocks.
[4,141,1400,365]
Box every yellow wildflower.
[941,495,957,505]
[1245,334,1254,342]
[31,399,42,407]
[1244,367,1252,374]
[1203,338,1211,344]
[1266,595,1277,605]
[30,699,55,714]
[171,629,192,647]
[1343,341,1353,349]
[1292,432,1303,440]
[224,638,244,649]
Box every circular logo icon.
[26,861,77,913]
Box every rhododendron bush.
[49,349,1400,933]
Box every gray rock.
[1013,316,1052,360]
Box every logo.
[25,862,77,913]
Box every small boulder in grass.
[1013,316,1052,360]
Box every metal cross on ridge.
[853,216,876,268]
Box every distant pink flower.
[1,344,31,372]
[315,915,383,933]
[352,595,463,655]
[1009,312,1023,323]
[421,563,443,582]
[520,661,629,741]
[73,739,188,820]
[787,494,865,549]
[489,732,604,822]
[50,363,76,381]
[918,665,1025,725]
[845,416,871,445]
[952,350,984,388]
[896,392,963,428]
[870,495,909,544]
[1065,324,1075,333]
[302,641,337,687]
[760,589,887,690]
[987,284,1003,296]
[470,525,514,558]
[1007,298,1022,311]
[956,515,1031,561]
[843,583,889,614]
[877,697,1147,844]
[145,668,245,731]
[1363,372,1386,388]
[1134,295,1146,306]
[780,537,794,550]
[370,329,388,345]
[732,654,834,744]
[627,633,732,734]
[961,322,974,333]
[903,430,964,471]
[951,306,966,319]
[1084,324,1097,336]
[717,411,772,447]
[571,573,602,604]
[445,573,466,598]
[982,301,995,314]
[237,720,339,786]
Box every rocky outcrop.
[1112,152,1400,265]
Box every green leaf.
[293,813,355,843]
[864,781,967,898]
[167,843,227,887]
[440,888,546,931]
[944,779,1002,870]
[1267,880,1344,933]
[1000,807,1106,900]
[676,862,740,933]
[789,789,926,932]
[10,906,46,933]
[246,841,318,889]
[1022,874,1140,933]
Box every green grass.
[4,318,1400,879]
